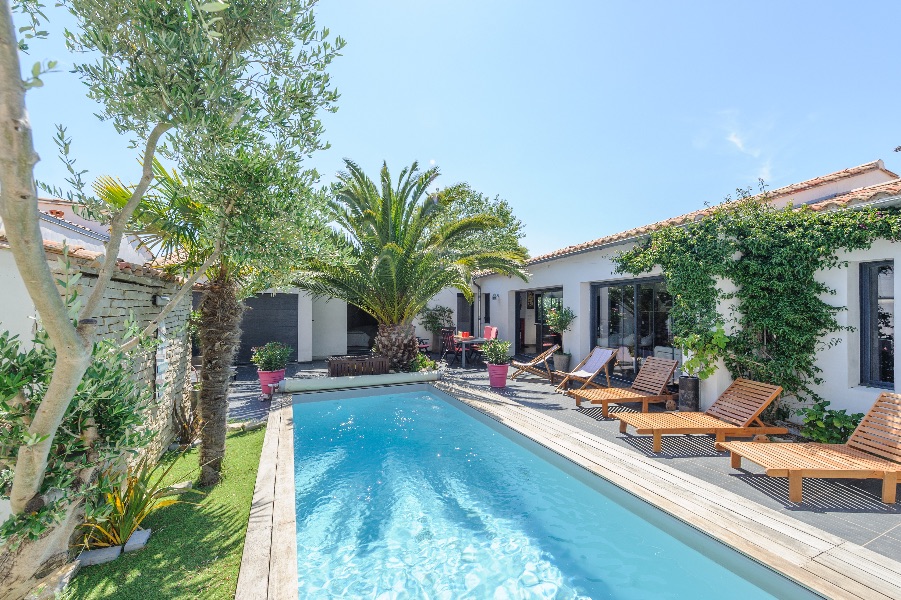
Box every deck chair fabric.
[510,344,560,382]
[721,392,901,503]
[554,347,617,393]
[570,356,678,416]
[616,378,787,453]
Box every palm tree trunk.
[373,323,418,371]
[197,275,244,486]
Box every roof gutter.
[39,212,110,242]
[480,193,901,278]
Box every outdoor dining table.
[454,336,487,368]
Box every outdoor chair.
[440,328,463,365]
[570,356,678,416]
[467,326,498,364]
[721,392,901,504]
[510,344,560,382]
[615,378,788,453]
[554,346,617,393]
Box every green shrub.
[419,305,454,335]
[410,353,436,372]
[798,400,863,443]
[482,339,511,365]
[250,342,293,371]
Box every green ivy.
[615,190,901,415]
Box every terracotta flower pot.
[258,369,286,395]
[487,363,509,387]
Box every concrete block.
[78,546,121,566]
[124,528,151,552]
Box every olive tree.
[0,1,341,595]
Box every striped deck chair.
[722,392,901,503]
[554,346,617,393]
[510,344,560,382]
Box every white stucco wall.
[473,240,655,363]
[311,296,347,359]
[298,292,313,362]
[0,249,36,343]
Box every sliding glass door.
[592,279,676,381]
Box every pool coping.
[235,396,298,600]
[238,381,901,599]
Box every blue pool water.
[293,388,820,599]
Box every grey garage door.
[236,293,298,364]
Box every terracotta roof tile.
[523,160,899,266]
[0,236,177,282]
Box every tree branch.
[120,247,222,352]
[79,121,172,320]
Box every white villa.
[3,160,900,415]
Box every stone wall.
[56,257,193,459]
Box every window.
[592,279,675,382]
[484,293,491,323]
[861,261,894,388]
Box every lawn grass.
[65,427,266,600]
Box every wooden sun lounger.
[509,344,560,382]
[616,378,787,453]
[721,392,901,503]
[570,356,678,416]
[554,346,617,393]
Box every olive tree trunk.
[373,323,418,372]
[197,276,244,486]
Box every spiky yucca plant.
[298,160,528,371]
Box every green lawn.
[66,428,266,600]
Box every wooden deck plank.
[269,406,298,600]
[236,408,282,600]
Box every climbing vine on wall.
[615,188,901,413]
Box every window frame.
[860,260,894,389]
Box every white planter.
[124,529,151,552]
[79,546,122,566]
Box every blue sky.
[20,1,901,256]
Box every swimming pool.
[293,387,821,599]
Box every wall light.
[152,295,170,307]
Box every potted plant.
[544,304,577,373]
[250,341,293,396]
[482,338,512,387]
[675,325,727,411]
[418,305,454,353]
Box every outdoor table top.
[454,336,487,344]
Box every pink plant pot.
[487,363,509,388]
[258,369,286,395]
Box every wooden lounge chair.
[570,356,678,417]
[616,378,788,453]
[555,346,617,393]
[721,392,901,503]
[510,344,560,382]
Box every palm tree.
[297,160,528,370]
[96,149,327,485]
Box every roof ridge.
[522,160,898,266]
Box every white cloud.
[726,131,761,158]
[429,159,436,166]
[757,160,772,182]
